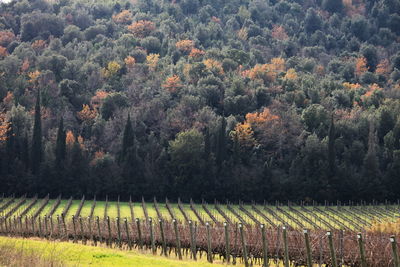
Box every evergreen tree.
[31,91,42,175]
[215,117,227,169]
[55,117,66,168]
[322,0,343,13]
[120,115,134,162]
[328,116,336,176]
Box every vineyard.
[1,195,400,266]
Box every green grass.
[0,236,235,267]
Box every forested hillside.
[0,0,400,202]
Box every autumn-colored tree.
[237,28,248,41]
[127,20,156,38]
[2,91,13,108]
[243,58,285,83]
[20,59,30,73]
[315,65,325,76]
[146,53,159,71]
[284,68,298,80]
[90,91,109,109]
[355,57,368,77]
[28,70,41,84]
[65,130,75,147]
[271,25,288,40]
[376,59,390,77]
[124,56,136,69]
[0,46,7,58]
[112,10,133,24]
[0,111,10,142]
[203,59,224,75]
[101,61,121,78]
[176,40,195,53]
[363,83,382,98]
[31,40,47,51]
[0,30,15,47]
[162,75,183,93]
[77,104,97,121]
[230,122,256,148]
[343,0,365,16]
[343,82,362,90]
[189,48,205,58]
[245,108,279,126]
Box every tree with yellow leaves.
[284,68,298,80]
[176,40,195,53]
[146,53,159,71]
[162,75,183,93]
[230,122,256,149]
[77,104,97,122]
[127,20,156,38]
[237,28,248,41]
[203,59,224,75]
[101,61,121,78]
[28,70,41,84]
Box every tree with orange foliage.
[284,68,298,80]
[162,75,183,93]
[66,130,75,147]
[28,70,41,84]
[271,25,288,40]
[90,91,109,109]
[124,56,136,69]
[245,108,279,126]
[176,40,195,53]
[343,0,365,16]
[127,20,156,38]
[189,48,205,58]
[243,58,285,84]
[0,46,7,58]
[31,40,47,51]
[230,122,256,149]
[355,57,368,77]
[0,30,15,47]
[376,59,390,77]
[77,104,97,121]
[112,10,133,24]
[203,59,224,75]
[20,59,30,73]
[0,111,10,142]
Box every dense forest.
[0,0,400,202]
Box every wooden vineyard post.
[18,217,23,237]
[173,219,182,260]
[79,216,85,244]
[88,217,93,245]
[390,236,400,267]
[56,215,61,238]
[283,226,290,267]
[149,218,156,255]
[136,218,143,250]
[159,219,167,257]
[124,218,132,250]
[327,231,338,267]
[189,220,197,261]
[357,233,367,267]
[44,216,48,238]
[304,229,312,267]
[72,215,77,243]
[96,216,102,244]
[116,217,122,248]
[206,222,213,263]
[61,214,67,239]
[106,216,112,247]
[239,223,249,267]
[261,224,269,267]
[224,222,231,263]
[49,216,54,239]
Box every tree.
[127,20,155,38]
[55,118,66,168]
[215,117,227,169]
[322,0,344,13]
[304,8,322,34]
[31,91,42,175]
[120,115,134,162]
[328,116,336,177]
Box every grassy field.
[0,195,399,231]
[0,236,237,267]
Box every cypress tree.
[328,116,336,176]
[120,114,134,162]
[55,117,66,167]
[216,117,227,168]
[31,91,42,175]
[21,132,29,171]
